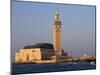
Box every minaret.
[53,11,62,56]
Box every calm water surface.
[12,62,96,74]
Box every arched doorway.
[27,54,29,61]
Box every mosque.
[15,11,69,63]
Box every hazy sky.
[11,1,96,61]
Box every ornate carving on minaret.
[53,11,62,56]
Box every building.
[15,11,69,63]
[15,43,55,62]
[80,54,96,61]
[53,11,62,56]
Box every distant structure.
[80,54,96,61]
[15,11,69,63]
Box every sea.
[12,62,96,75]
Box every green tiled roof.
[23,43,54,49]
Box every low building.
[80,54,96,61]
[15,43,55,62]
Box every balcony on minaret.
[54,21,61,25]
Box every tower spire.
[55,11,60,21]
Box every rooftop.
[23,43,54,49]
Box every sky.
[11,0,96,61]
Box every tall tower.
[53,11,62,56]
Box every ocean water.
[12,62,96,74]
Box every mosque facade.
[15,11,69,63]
